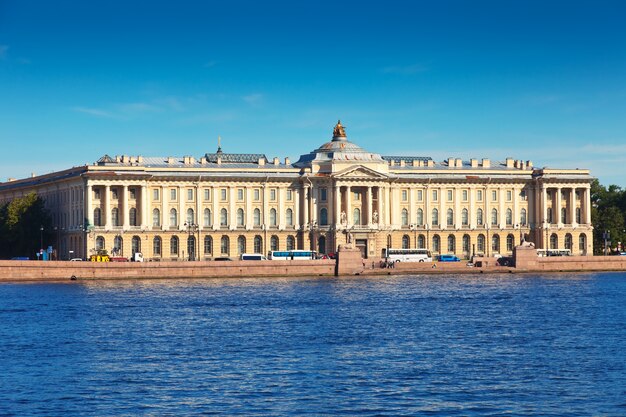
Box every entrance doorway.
[355,239,368,259]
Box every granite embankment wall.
[0,259,336,282]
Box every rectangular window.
[254,189,260,201]
[353,191,360,200]
[112,189,119,200]
[170,188,177,201]
[520,190,527,200]
[270,189,276,201]
[477,190,483,201]
[447,190,453,201]
[462,190,468,201]
[129,188,136,200]
[320,188,327,201]
[287,189,293,201]
[507,190,512,201]
[417,190,423,202]
[187,189,194,201]
[492,190,497,201]
[204,189,210,201]
[402,190,408,201]
[575,191,581,201]
[94,189,101,200]
[237,189,244,201]
[432,190,438,201]
[153,189,159,201]
[221,188,227,201]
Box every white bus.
[382,248,432,262]
[537,249,572,257]
[269,250,317,260]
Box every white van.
[239,253,267,261]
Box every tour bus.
[240,253,267,261]
[537,249,572,257]
[268,250,317,260]
[382,248,433,262]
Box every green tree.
[590,179,626,255]
[0,193,53,259]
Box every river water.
[1,273,625,416]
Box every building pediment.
[332,165,389,180]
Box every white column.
[86,184,94,227]
[141,184,148,229]
[195,184,201,226]
[346,186,352,227]
[335,185,341,228]
[556,186,562,227]
[302,184,309,227]
[454,188,461,228]
[584,187,592,224]
[212,187,219,230]
[513,186,520,228]
[499,188,505,229]
[162,186,169,229]
[309,186,315,225]
[367,186,373,225]
[294,187,300,229]
[469,186,476,229]
[278,186,284,230]
[569,188,576,226]
[246,188,252,230]
[229,186,236,230]
[104,185,111,230]
[377,187,383,226]
[424,185,430,228]
[263,185,270,229]
[542,187,548,224]
[178,186,184,230]
[122,185,129,230]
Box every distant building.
[0,121,593,260]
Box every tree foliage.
[0,193,53,259]
[590,179,626,255]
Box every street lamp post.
[184,222,198,261]
[603,230,610,256]
[39,225,44,255]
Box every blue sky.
[1,0,625,185]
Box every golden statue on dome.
[333,120,347,138]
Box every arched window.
[491,209,498,226]
[477,208,483,226]
[318,236,326,254]
[447,235,455,253]
[446,209,454,226]
[579,234,587,254]
[477,234,485,253]
[152,208,160,227]
[402,234,410,249]
[94,208,102,226]
[431,208,439,226]
[561,207,567,224]
[186,208,194,224]
[96,236,105,251]
[129,208,137,226]
[353,208,361,225]
[254,236,262,253]
[318,208,327,226]
[153,236,162,256]
[270,235,279,251]
[564,233,572,250]
[492,234,500,253]
[506,234,514,252]
[132,236,141,254]
[204,236,212,255]
[506,208,512,226]
[287,208,294,226]
[237,236,246,254]
[170,208,178,227]
[387,234,392,250]
[286,235,295,251]
[187,236,196,261]
[220,208,228,226]
[576,207,581,224]
[237,208,244,227]
[520,208,527,226]
[253,208,261,226]
[418,234,426,249]
[462,234,470,253]
[220,235,230,255]
[113,235,123,256]
[204,208,211,227]
[270,208,277,226]
[550,233,558,249]
[461,209,468,226]
[416,209,423,226]
[401,209,408,226]
[111,208,119,226]
[432,234,440,253]
[170,236,179,255]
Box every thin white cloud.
[381,63,428,75]
[0,45,8,60]
[243,93,263,105]
[119,102,161,113]
[72,106,114,118]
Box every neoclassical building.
[0,121,593,260]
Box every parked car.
[69,258,83,262]
[438,254,461,262]
[240,253,267,261]
[214,257,233,261]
